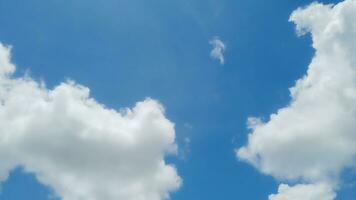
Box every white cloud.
[209,37,225,65]
[237,0,356,199]
[0,44,14,75]
[269,183,335,200]
[0,43,181,200]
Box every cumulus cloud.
[0,43,181,200]
[269,183,336,200]
[237,0,356,198]
[209,37,225,65]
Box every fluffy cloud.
[0,44,14,75]
[0,43,181,200]
[269,183,335,200]
[209,37,225,65]
[237,0,356,198]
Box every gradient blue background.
[0,0,352,199]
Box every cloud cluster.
[237,0,356,198]
[209,37,226,65]
[0,43,181,200]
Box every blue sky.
[1,0,355,199]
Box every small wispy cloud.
[209,37,226,65]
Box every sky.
[1,0,356,199]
